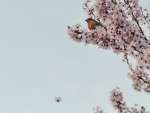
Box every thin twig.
[140,8,149,24]
[124,0,148,40]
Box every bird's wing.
[95,21,102,26]
[93,20,107,30]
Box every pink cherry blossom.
[54,97,62,103]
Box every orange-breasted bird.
[85,18,102,30]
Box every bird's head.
[85,18,93,23]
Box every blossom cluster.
[128,69,150,93]
[92,88,146,113]
[67,0,150,92]
[92,106,105,113]
[109,88,145,113]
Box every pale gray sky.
[0,0,150,113]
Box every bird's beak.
[85,19,87,22]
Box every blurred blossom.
[54,97,62,103]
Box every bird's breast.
[88,21,95,30]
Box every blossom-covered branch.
[92,88,146,113]
[67,0,150,93]
[67,0,150,112]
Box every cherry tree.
[67,0,150,112]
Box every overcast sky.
[0,0,150,113]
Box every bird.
[85,18,102,30]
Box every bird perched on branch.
[85,18,102,30]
